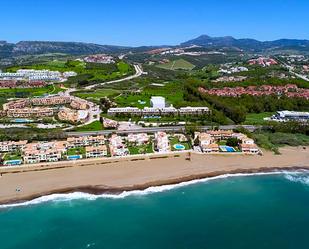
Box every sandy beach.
[0,146,308,205]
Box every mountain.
[0,41,132,58]
[181,35,309,52]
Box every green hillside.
[156,59,195,70]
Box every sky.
[1,0,309,46]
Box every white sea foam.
[283,170,309,186]
[0,171,287,209]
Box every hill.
[0,41,131,58]
[181,35,309,52]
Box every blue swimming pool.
[67,155,82,160]
[219,146,236,152]
[173,144,186,150]
[12,119,34,123]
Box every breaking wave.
[0,171,287,209]
[283,170,309,186]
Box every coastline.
[0,146,308,205]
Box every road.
[66,125,259,137]
[84,64,143,90]
[274,56,309,82]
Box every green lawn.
[67,147,86,156]
[128,142,154,155]
[169,136,191,151]
[70,121,103,132]
[244,112,275,125]
[3,152,22,161]
[157,59,195,71]
[115,82,184,108]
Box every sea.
[1,171,309,249]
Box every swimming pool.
[12,119,34,123]
[173,144,186,150]
[219,146,236,152]
[67,155,82,160]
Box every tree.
[226,137,239,147]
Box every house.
[240,143,259,154]
[198,133,218,153]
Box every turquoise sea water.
[1,171,309,249]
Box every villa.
[155,132,170,152]
[109,134,129,157]
[198,133,219,153]
[127,133,149,145]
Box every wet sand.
[0,147,308,205]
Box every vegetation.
[0,84,63,107]
[67,147,86,156]
[157,59,195,70]
[127,142,154,154]
[6,59,134,88]
[70,121,103,132]
[0,128,67,142]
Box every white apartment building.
[0,140,28,152]
[67,135,105,148]
[85,145,108,158]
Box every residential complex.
[84,54,115,64]
[0,69,77,82]
[0,129,260,166]
[1,94,94,123]
[196,130,259,154]
[199,84,309,99]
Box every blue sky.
[1,0,308,46]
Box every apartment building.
[85,145,108,158]
[67,135,105,148]
[179,107,210,115]
[31,96,71,106]
[7,107,54,118]
[107,106,210,116]
[0,140,28,152]
[23,141,67,164]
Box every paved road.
[66,125,259,137]
[84,64,143,90]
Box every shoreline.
[0,146,308,206]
